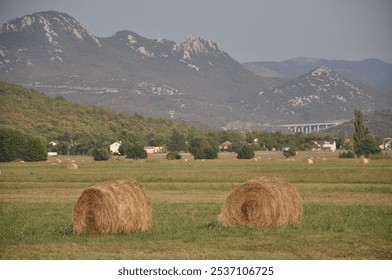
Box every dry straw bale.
[67,163,78,169]
[358,156,369,164]
[72,179,152,234]
[218,177,302,228]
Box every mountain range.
[1,11,391,130]
[243,57,392,90]
[253,66,390,124]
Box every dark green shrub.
[166,152,182,160]
[339,150,356,158]
[189,137,218,159]
[125,145,147,159]
[93,148,110,161]
[227,142,243,153]
[236,145,255,159]
[354,136,381,158]
[282,147,296,158]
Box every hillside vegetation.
[0,80,203,153]
[1,81,388,159]
[327,109,392,138]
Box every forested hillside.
[0,81,204,154]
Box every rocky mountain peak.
[172,35,226,60]
[253,66,389,123]
[0,11,101,47]
[243,58,392,90]
[306,66,347,84]
[310,66,333,77]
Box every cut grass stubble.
[1,201,391,259]
[1,152,391,259]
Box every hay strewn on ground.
[219,177,302,228]
[72,179,152,234]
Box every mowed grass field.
[1,151,391,259]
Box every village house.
[312,141,337,152]
[219,141,232,151]
[379,138,392,151]
[49,141,58,146]
[110,141,121,155]
[322,141,336,152]
[144,146,165,154]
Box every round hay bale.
[358,156,369,164]
[67,163,78,169]
[72,179,152,234]
[218,177,302,228]
[303,158,313,164]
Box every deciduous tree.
[167,130,187,152]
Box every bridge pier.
[277,122,341,134]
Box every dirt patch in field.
[2,235,391,260]
[295,183,392,206]
[0,188,82,202]
[300,192,392,206]
[1,184,392,206]
[149,190,227,203]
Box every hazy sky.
[1,0,391,63]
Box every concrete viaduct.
[277,122,342,134]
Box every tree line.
[102,109,381,160]
[0,129,47,162]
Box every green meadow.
[1,151,391,259]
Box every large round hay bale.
[218,177,302,228]
[72,179,152,234]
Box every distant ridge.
[243,57,392,90]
